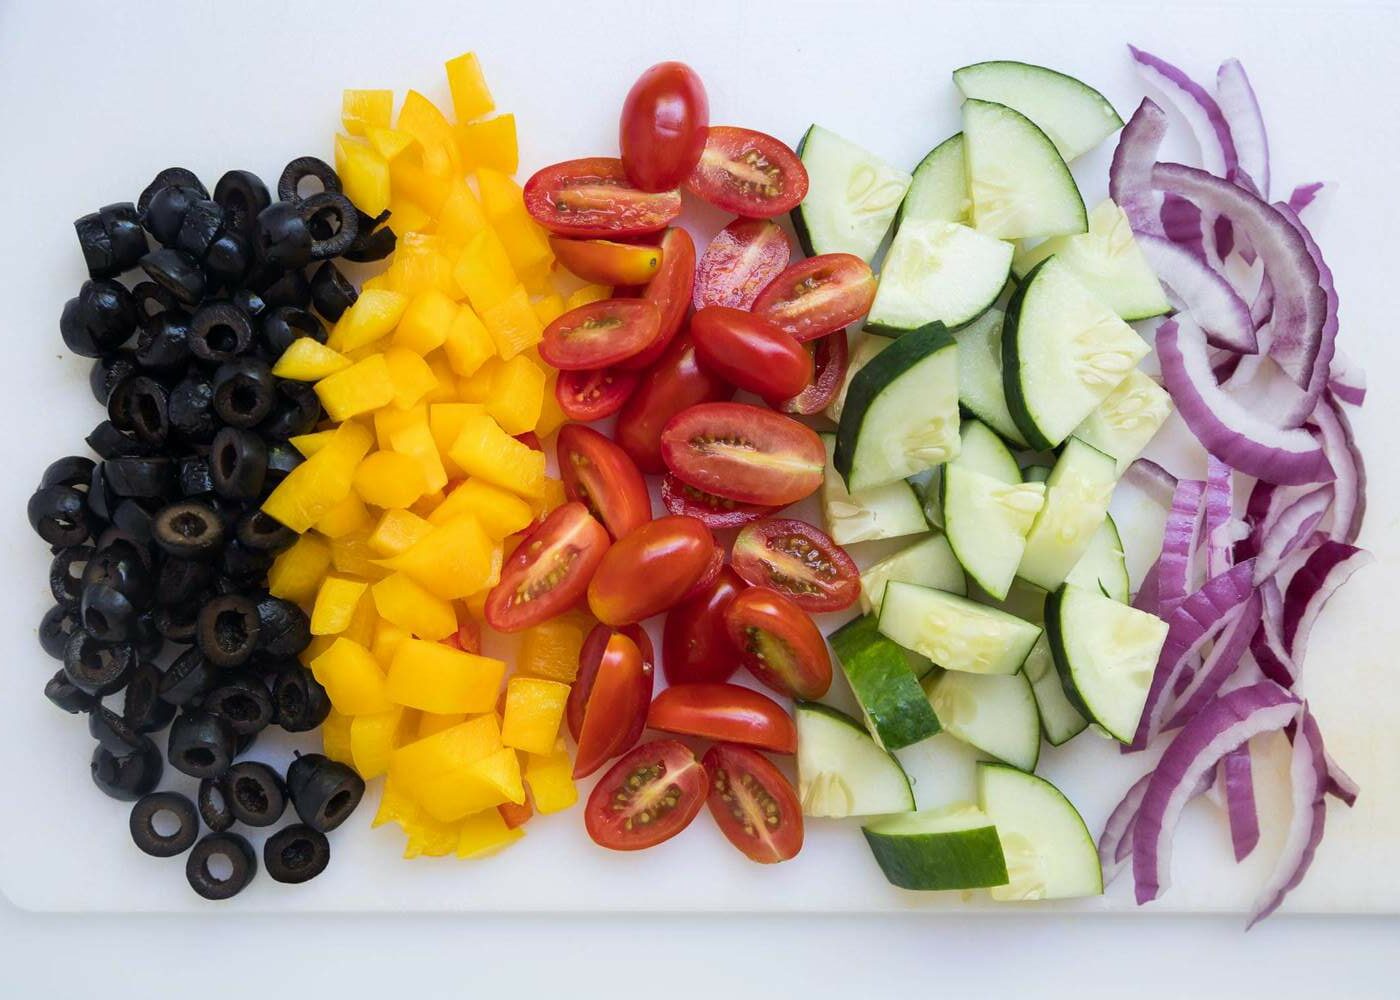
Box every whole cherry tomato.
[647,683,797,754]
[615,333,732,475]
[690,305,812,399]
[662,565,747,686]
[587,515,717,625]
[619,61,709,192]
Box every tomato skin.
[619,61,709,192]
[648,683,797,754]
[523,157,682,238]
[570,633,652,778]
[498,799,533,829]
[549,237,664,285]
[556,424,652,540]
[702,743,804,863]
[731,518,859,613]
[659,474,775,530]
[723,587,832,699]
[539,299,661,371]
[587,515,718,625]
[751,253,876,342]
[662,565,745,685]
[615,334,732,475]
[774,331,848,415]
[693,218,791,311]
[615,227,696,371]
[660,402,825,506]
[484,502,611,633]
[686,126,809,218]
[690,306,812,399]
[568,623,655,744]
[555,367,640,422]
[585,739,709,851]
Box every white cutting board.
[0,0,1395,914]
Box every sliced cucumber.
[1072,369,1174,474]
[866,221,1012,333]
[962,99,1087,241]
[859,533,966,615]
[796,702,915,818]
[1013,200,1170,321]
[830,615,941,750]
[953,61,1123,162]
[820,434,928,545]
[835,322,960,491]
[952,308,1027,447]
[1045,583,1169,744]
[1018,438,1117,591]
[977,763,1103,900]
[1064,514,1130,602]
[941,467,1045,600]
[1003,256,1150,450]
[1023,634,1089,745]
[1021,462,1052,484]
[792,125,911,262]
[935,417,1034,592]
[863,803,1009,891]
[825,332,891,424]
[878,582,1041,676]
[897,133,969,228]
[925,669,1041,772]
[919,467,942,529]
[951,416,1020,483]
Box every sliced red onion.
[1247,705,1327,927]
[1216,59,1269,196]
[1232,479,1276,562]
[1251,577,1296,687]
[1136,477,1206,619]
[1313,395,1366,545]
[1166,591,1262,728]
[1250,273,1274,328]
[1222,743,1261,861]
[1282,541,1373,663]
[1100,772,1152,882]
[1323,750,1360,808]
[1111,98,1169,235]
[1288,182,1324,215]
[1129,46,1239,179]
[1252,485,1334,583]
[1328,348,1367,407]
[1203,456,1236,578]
[1273,201,1339,414]
[1160,193,1206,258]
[1136,234,1257,352]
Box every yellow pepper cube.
[329,289,408,353]
[398,90,461,171]
[469,747,526,804]
[390,155,452,214]
[300,634,336,668]
[418,712,468,739]
[389,421,448,494]
[267,533,332,604]
[518,617,589,683]
[420,351,459,404]
[354,450,428,509]
[273,337,351,381]
[373,773,420,831]
[436,180,489,249]
[387,195,434,237]
[442,305,495,377]
[429,478,534,538]
[409,490,445,520]
[484,353,545,435]
[342,88,393,136]
[393,291,457,355]
[372,619,410,665]
[351,705,415,780]
[360,273,391,293]
[418,746,524,822]
[342,589,380,647]
[289,429,337,458]
[334,134,391,217]
[456,114,518,174]
[368,508,433,557]
[373,402,426,451]
[391,715,501,795]
[525,741,579,815]
[479,285,544,360]
[261,422,374,532]
[330,532,391,581]
[501,677,570,756]
[448,414,546,498]
[403,814,463,858]
[383,347,438,409]
[445,52,495,121]
[475,168,524,223]
[536,375,568,438]
[531,293,566,327]
[382,514,496,598]
[371,572,457,641]
[315,354,396,422]
[456,808,524,858]
[495,214,553,276]
[386,639,505,714]
[322,709,355,767]
[310,575,369,636]
[535,476,568,517]
[454,229,517,314]
[313,490,373,539]
[364,125,415,161]
[566,284,613,310]
[456,359,498,403]
[312,637,393,715]
[386,236,457,299]
[429,403,487,459]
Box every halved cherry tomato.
[587,515,717,625]
[751,253,877,342]
[440,615,483,654]
[523,157,682,238]
[498,799,533,829]
[549,237,664,285]
[555,367,640,422]
[690,305,811,399]
[686,126,809,218]
[615,334,732,474]
[648,683,797,754]
[568,623,655,744]
[703,743,803,863]
[693,218,790,310]
[484,502,610,633]
[619,61,709,192]
[660,402,825,506]
[570,632,651,778]
[774,331,848,415]
[659,474,775,530]
[514,431,542,451]
[556,424,651,540]
[731,518,858,612]
[539,299,661,371]
[662,565,745,685]
[585,739,709,851]
[723,587,832,699]
[618,227,696,371]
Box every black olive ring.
[299,192,359,261]
[277,156,341,203]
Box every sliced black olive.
[159,646,218,706]
[270,662,331,732]
[246,263,312,310]
[75,211,117,279]
[152,500,224,558]
[28,484,92,546]
[287,753,364,833]
[278,155,341,203]
[212,358,275,427]
[132,280,182,321]
[214,169,272,239]
[80,582,138,641]
[112,498,156,546]
[45,668,97,714]
[236,509,295,552]
[209,426,267,499]
[89,350,138,404]
[50,545,93,607]
[225,761,287,827]
[186,832,256,900]
[156,558,213,608]
[133,311,191,375]
[300,192,359,260]
[255,595,311,657]
[196,593,261,667]
[82,537,153,598]
[309,260,358,322]
[122,661,175,733]
[258,380,320,441]
[254,201,313,269]
[91,738,162,801]
[39,604,82,659]
[87,420,151,459]
[86,460,116,521]
[220,541,274,581]
[142,183,202,246]
[63,632,136,696]
[138,168,207,216]
[230,287,267,318]
[343,220,396,263]
[177,455,214,496]
[60,279,139,357]
[129,611,164,660]
[168,709,237,779]
[198,776,234,832]
[258,305,324,357]
[153,601,202,644]
[140,247,205,306]
[264,824,330,884]
[205,494,244,532]
[175,199,225,260]
[204,231,250,289]
[203,671,275,736]
[264,440,303,484]
[89,705,146,754]
[167,374,218,442]
[99,202,148,273]
[130,791,200,858]
[188,301,253,363]
[114,376,170,444]
[101,456,173,499]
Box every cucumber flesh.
[830,615,942,750]
[952,308,1027,448]
[796,702,915,817]
[941,466,1045,600]
[897,133,969,228]
[820,434,928,545]
[866,221,1012,333]
[863,803,1009,891]
[1023,634,1089,745]
[962,99,1087,241]
[825,332,891,424]
[952,417,1020,484]
[1072,369,1174,474]
[1064,513,1130,602]
[878,582,1041,676]
[859,533,966,615]
[792,125,911,262]
[977,763,1103,900]
[925,669,1041,772]
[1018,438,1117,591]
[953,61,1123,162]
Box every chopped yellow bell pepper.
[428,403,487,460]
[442,305,495,377]
[371,619,410,664]
[312,637,393,715]
[517,616,589,683]
[420,351,459,404]
[391,714,501,796]
[312,490,373,539]
[387,195,434,236]
[310,574,369,635]
[393,291,457,355]
[383,346,438,409]
[456,808,524,858]
[446,52,495,121]
[373,402,426,451]
[342,588,380,647]
[475,168,523,223]
[267,533,332,603]
[273,337,351,381]
[385,639,505,713]
[388,421,448,494]
[351,705,416,780]
[448,414,546,498]
[322,708,355,766]
[371,572,457,641]
[436,180,489,249]
[535,376,568,438]
[478,284,544,360]
[367,508,433,557]
[385,234,458,299]
[501,677,570,756]
[456,358,498,403]
[381,514,497,598]
[428,478,534,537]
[457,114,518,174]
[373,773,420,830]
[418,712,468,739]
[300,635,336,668]
[531,293,566,327]
[364,125,415,161]
[454,229,518,314]
[289,429,337,458]
[342,89,393,136]
[261,421,373,532]
[330,532,391,581]
[334,134,391,216]
[494,215,553,277]
[484,353,545,435]
[524,740,579,815]
[398,89,461,171]
[316,353,396,421]
[535,476,568,517]
[329,289,408,353]
[416,745,524,822]
[403,813,462,858]
[353,450,428,508]
[565,283,614,310]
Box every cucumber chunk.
[1003,256,1150,450]
[825,332,891,424]
[1045,583,1169,744]
[897,133,969,228]
[792,125,911,262]
[866,221,1012,333]
[962,99,1087,241]
[952,418,1021,483]
[953,61,1123,162]
[836,322,960,491]
[1018,438,1117,591]
[820,434,928,545]
[796,702,915,818]
[952,308,1027,448]
[1023,634,1089,745]
[830,615,942,750]
[1072,369,1174,474]
[859,533,966,614]
[925,669,1041,772]
[878,582,1041,676]
[1064,513,1130,602]
[977,763,1103,900]
[941,467,1045,600]
[863,803,1009,891]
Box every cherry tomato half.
[659,473,775,530]
[484,502,610,633]
[774,331,848,415]
[549,237,664,285]
[539,299,661,371]
[618,227,696,371]
[568,622,655,743]
[690,306,812,399]
[557,424,652,540]
[662,564,745,686]
[693,218,791,311]
[661,402,825,507]
[619,61,709,192]
[648,683,797,754]
[555,366,640,422]
[585,739,709,851]
[731,518,859,612]
[523,157,682,238]
[615,334,733,475]
[587,515,717,625]
[703,743,804,863]
[751,253,877,342]
[686,126,809,218]
[570,632,652,778]
[723,587,832,699]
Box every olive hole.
[214,609,249,652]
[278,685,305,719]
[207,324,237,353]
[222,693,259,722]
[325,790,352,820]
[217,442,238,478]
[230,383,259,415]
[233,776,269,813]
[172,511,207,539]
[205,853,235,882]
[84,608,109,634]
[184,747,216,768]
[152,809,182,838]
[280,839,315,870]
[136,394,162,432]
[296,175,327,200]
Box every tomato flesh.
[568,623,655,745]
[615,334,732,475]
[539,299,661,371]
[703,743,803,863]
[620,227,696,370]
[555,367,639,422]
[661,565,745,686]
[570,633,652,778]
[690,305,811,399]
[619,61,709,192]
[556,424,652,540]
[693,218,790,311]
[648,683,797,754]
[585,739,709,851]
[774,331,848,415]
[686,126,809,218]
[484,503,610,633]
[751,253,877,343]
[660,402,825,506]
[587,515,717,625]
[549,237,664,285]
[523,157,682,238]
[723,587,832,699]
[659,473,774,530]
[731,518,859,612]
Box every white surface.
[1,0,1398,925]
